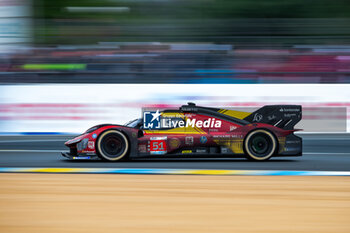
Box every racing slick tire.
[96,130,129,161]
[244,129,277,161]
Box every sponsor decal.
[150,136,167,140]
[92,134,97,139]
[181,107,197,112]
[196,148,207,153]
[284,113,297,117]
[73,156,91,159]
[253,113,263,122]
[267,115,276,121]
[280,108,300,112]
[185,136,194,145]
[87,141,94,149]
[220,147,230,153]
[150,140,167,153]
[230,125,237,131]
[138,144,147,153]
[182,150,192,154]
[150,151,167,155]
[200,136,207,144]
[144,110,162,129]
[213,135,230,138]
[143,110,222,129]
[169,138,180,149]
[286,140,301,144]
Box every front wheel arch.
[96,129,130,161]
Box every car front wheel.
[96,130,129,161]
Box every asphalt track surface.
[0,134,349,171]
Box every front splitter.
[61,152,100,160]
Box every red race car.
[62,103,302,161]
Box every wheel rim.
[251,135,269,154]
[247,132,274,158]
[101,134,126,158]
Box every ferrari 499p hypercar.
[62,103,302,161]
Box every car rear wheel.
[244,129,277,161]
[96,130,129,161]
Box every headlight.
[77,138,89,151]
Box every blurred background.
[0,0,349,133]
[0,0,350,83]
[0,84,348,133]
[1,3,349,233]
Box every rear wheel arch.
[243,128,278,161]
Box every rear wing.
[243,105,302,130]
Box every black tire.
[96,130,129,161]
[244,129,277,161]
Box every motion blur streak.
[0,174,349,233]
[1,1,350,83]
[1,167,349,176]
[0,1,349,233]
[2,45,350,83]
[0,84,348,133]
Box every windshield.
[124,118,142,128]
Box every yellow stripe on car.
[220,110,251,119]
[144,126,203,134]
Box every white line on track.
[0,149,67,153]
[304,152,350,155]
[0,139,68,143]
[295,132,350,134]
[0,150,348,155]
[301,138,350,140]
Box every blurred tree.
[33,0,350,44]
